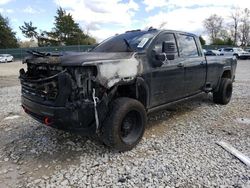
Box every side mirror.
[155,53,166,62]
[152,50,164,67]
[162,41,176,60]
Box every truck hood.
[24,52,134,66]
[60,52,134,66]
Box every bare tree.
[239,8,250,46]
[203,14,224,43]
[229,7,241,45]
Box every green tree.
[51,7,96,45]
[225,37,234,45]
[199,36,206,45]
[0,13,18,48]
[212,38,225,45]
[19,21,38,39]
[212,37,234,45]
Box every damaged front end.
[20,54,110,135]
[20,51,142,135]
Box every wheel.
[213,78,232,105]
[233,54,239,59]
[101,97,146,152]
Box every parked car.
[205,50,221,56]
[219,47,250,59]
[244,48,250,52]
[0,54,14,63]
[19,29,237,151]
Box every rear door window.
[178,34,199,57]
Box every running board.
[147,92,203,114]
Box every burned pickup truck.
[20,29,237,151]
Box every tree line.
[0,7,96,49]
[203,8,250,46]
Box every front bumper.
[21,95,97,136]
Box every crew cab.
[19,29,237,151]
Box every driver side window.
[153,33,178,59]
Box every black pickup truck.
[19,29,237,151]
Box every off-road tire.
[101,97,146,152]
[213,78,232,105]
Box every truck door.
[149,32,185,107]
[177,34,206,95]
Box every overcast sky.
[0,0,250,42]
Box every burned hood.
[24,51,134,66]
[60,52,134,66]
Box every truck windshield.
[91,30,159,52]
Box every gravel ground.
[0,60,249,187]
[0,61,25,76]
[0,61,26,88]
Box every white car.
[205,50,221,56]
[0,54,14,63]
[219,47,250,59]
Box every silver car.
[219,48,250,59]
[0,54,14,63]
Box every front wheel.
[101,97,146,152]
[213,78,232,105]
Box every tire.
[233,54,239,59]
[213,78,232,105]
[101,97,146,152]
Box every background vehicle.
[0,54,14,63]
[205,50,221,56]
[219,47,250,59]
[245,48,250,52]
[20,29,237,151]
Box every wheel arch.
[215,68,232,92]
[111,77,150,109]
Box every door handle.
[177,63,184,67]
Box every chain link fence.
[0,45,94,60]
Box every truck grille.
[21,79,59,101]
[20,65,65,102]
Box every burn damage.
[20,51,143,135]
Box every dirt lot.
[0,60,249,187]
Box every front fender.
[84,54,143,88]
